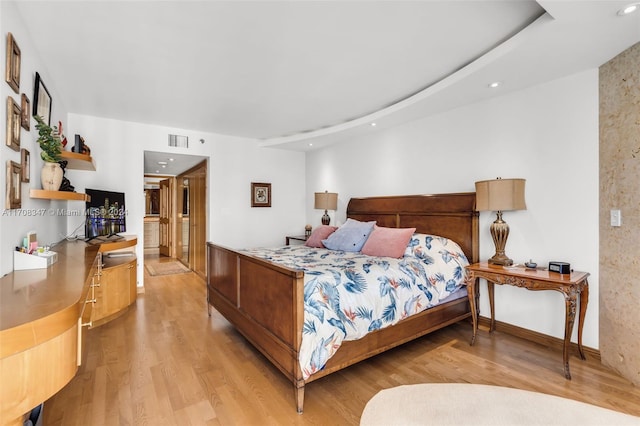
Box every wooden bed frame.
[206,192,479,412]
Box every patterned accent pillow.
[322,218,376,252]
[304,225,338,248]
[404,233,469,265]
[361,225,416,258]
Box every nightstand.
[465,262,589,379]
[285,235,308,246]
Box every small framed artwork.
[5,32,21,94]
[251,182,271,207]
[20,148,29,183]
[20,93,30,130]
[6,160,22,209]
[33,72,52,125]
[6,96,21,151]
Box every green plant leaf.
[34,115,62,162]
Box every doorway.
[143,152,208,278]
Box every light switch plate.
[610,209,622,227]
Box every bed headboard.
[346,192,479,263]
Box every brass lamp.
[475,178,526,266]
[314,190,338,225]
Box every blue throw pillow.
[322,218,376,252]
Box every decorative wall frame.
[5,32,21,94]
[20,93,30,130]
[251,182,271,207]
[6,96,21,151]
[33,72,52,125]
[6,160,21,209]
[21,148,30,183]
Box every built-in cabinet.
[92,238,137,328]
[91,252,137,328]
[81,238,138,329]
[144,217,159,248]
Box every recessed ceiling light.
[157,161,168,165]
[155,170,160,173]
[488,81,501,88]
[161,164,166,168]
[169,158,174,162]
[371,122,377,127]
[618,2,639,15]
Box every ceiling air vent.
[168,134,188,148]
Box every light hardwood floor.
[43,264,640,425]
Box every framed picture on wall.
[6,96,21,151]
[20,93,30,130]
[251,182,271,207]
[21,148,29,183]
[33,72,52,125]
[6,160,21,209]
[5,32,21,94]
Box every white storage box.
[14,250,58,270]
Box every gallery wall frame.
[6,96,21,151]
[33,72,52,125]
[6,160,22,209]
[5,32,21,94]
[21,148,30,183]
[21,93,30,130]
[251,182,271,207]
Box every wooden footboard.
[206,192,479,413]
[206,243,307,410]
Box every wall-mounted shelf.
[30,189,90,201]
[60,151,95,171]
[29,151,94,201]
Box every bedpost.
[295,381,305,413]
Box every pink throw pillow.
[361,225,416,258]
[305,225,338,248]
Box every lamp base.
[488,211,513,266]
[321,210,330,226]
[488,254,514,266]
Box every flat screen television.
[85,188,126,241]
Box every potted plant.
[34,115,63,190]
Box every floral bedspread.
[240,234,469,380]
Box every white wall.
[306,70,600,349]
[66,114,306,287]
[1,3,70,276]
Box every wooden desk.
[0,241,97,425]
[464,262,589,379]
[0,236,137,425]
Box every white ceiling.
[143,150,207,177]
[12,0,640,165]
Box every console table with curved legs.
[465,262,589,380]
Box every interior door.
[177,178,189,265]
[175,160,206,277]
[159,178,172,257]
[189,171,206,277]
